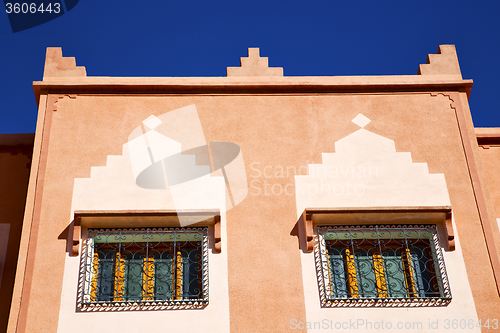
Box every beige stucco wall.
[57,224,230,333]
[56,108,231,332]
[478,146,500,219]
[295,123,478,332]
[11,46,500,333]
[11,86,500,332]
[299,222,478,332]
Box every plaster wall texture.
[11,45,500,333]
[295,127,451,212]
[0,139,33,333]
[299,222,478,332]
[72,132,227,214]
[478,146,500,219]
[57,250,229,333]
[13,90,500,332]
[56,105,230,332]
[57,227,230,333]
[456,99,500,305]
[295,125,478,332]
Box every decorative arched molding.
[295,114,454,251]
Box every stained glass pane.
[84,228,208,306]
[317,225,451,305]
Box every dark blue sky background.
[1,0,499,133]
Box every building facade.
[4,45,500,332]
[0,134,33,333]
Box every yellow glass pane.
[373,253,387,298]
[143,257,155,300]
[325,246,334,296]
[345,249,358,298]
[403,248,418,297]
[90,252,99,302]
[174,250,183,300]
[114,253,125,301]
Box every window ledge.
[70,209,221,256]
[300,206,454,252]
[79,300,209,311]
[322,297,452,308]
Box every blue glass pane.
[382,249,407,297]
[327,246,348,297]
[354,250,377,298]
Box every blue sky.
[1,0,499,133]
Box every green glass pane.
[382,251,407,298]
[327,246,348,298]
[94,232,204,244]
[154,258,173,300]
[355,251,377,298]
[324,230,431,241]
[96,256,114,302]
[124,259,143,301]
[182,248,202,299]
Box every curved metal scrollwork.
[80,227,208,310]
[317,225,451,307]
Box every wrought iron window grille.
[316,224,452,307]
[79,227,209,310]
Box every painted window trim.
[69,209,222,256]
[316,224,452,307]
[80,226,209,310]
[300,207,454,252]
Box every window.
[81,227,208,307]
[317,225,451,306]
